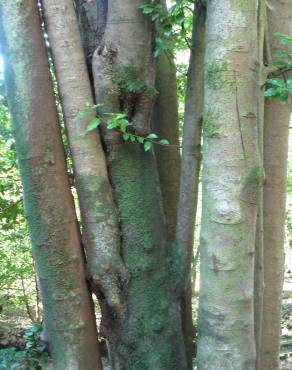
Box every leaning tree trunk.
[260,2,291,368]
[197,1,262,369]
[0,1,102,369]
[90,0,188,368]
[41,0,128,315]
[176,2,206,367]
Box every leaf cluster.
[78,104,170,151]
[140,0,193,57]
[264,33,292,103]
[0,324,49,370]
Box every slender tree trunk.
[90,1,188,368]
[176,2,206,367]
[197,1,261,368]
[152,52,181,243]
[254,1,266,368]
[0,2,102,369]
[41,0,128,315]
[260,2,291,368]
[20,272,35,323]
[151,0,181,244]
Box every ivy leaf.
[86,117,101,131]
[144,141,152,151]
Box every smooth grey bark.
[41,0,128,315]
[260,2,292,369]
[0,1,101,369]
[176,2,206,367]
[197,1,261,369]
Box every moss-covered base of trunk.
[104,143,187,370]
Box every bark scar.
[234,71,246,158]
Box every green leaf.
[159,139,169,145]
[92,103,104,109]
[107,118,119,129]
[86,117,101,131]
[144,141,152,151]
[123,133,130,141]
[279,92,289,103]
[11,363,21,370]
[147,133,158,139]
[78,110,91,118]
[264,87,279,97]
[266,78,285,87]
[275,50,292,58]
[141,6,154,14]
[272,60,289,67]
[287,77,292,93]
[137,137,145,144]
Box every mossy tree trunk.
[197,1,262,369]
[87,0,188,368]
[176,2,206,367]
[0,1,102,369]
[260,2,291,368]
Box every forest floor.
[280,275,292,370]
[0,272,292,369]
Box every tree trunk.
[260,2,291,368]
[151,52,181,243]
[41,0,128,315]
[176,2,206,367]
[151,0,181,244]
[197,1,261,368]
[90,0,188,368]
[0,1,102,369]
[254,1,266,367]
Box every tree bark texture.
[151,0,181,244]
[197,1,262,369]
[254,1,266,367]
[0,1,102,369]
[176,2,206,367]
[260,2,291,369]
[41,0,128,315]
[151,52,181,243]
[90,0,188,368]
